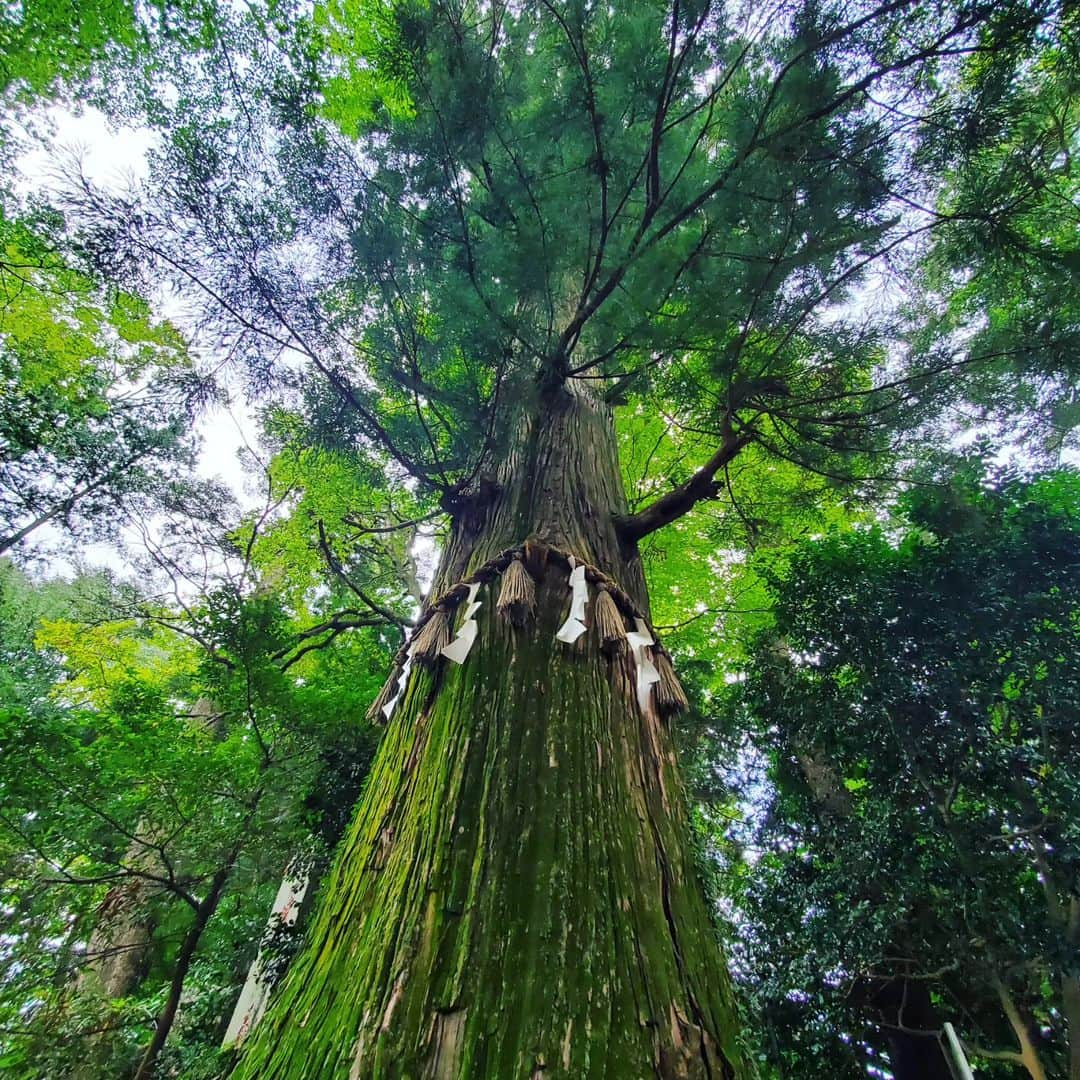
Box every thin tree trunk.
[993,975,1048,1080]
[865,978,953,1080]
[1062,894,1080,1080]
[1063,972,1080,1080]
[76,701,223,1005]
[234,381,748,1078]
[132,853,238,1080]
[77,871,158,1001]
[1030,839,1079,1079]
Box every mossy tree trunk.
[234,381,749,1079]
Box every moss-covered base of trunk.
[233,569,748,1080]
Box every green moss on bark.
[234,383,750,1079]
[234,581,748,1079]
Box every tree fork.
[234,382,749,1079]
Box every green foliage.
[0,0,220,102]
[70,0,1068,516]
[0,209,205,556]
[908,6,1080,456]
[2,0,1078,1074]
[725,464,1080,1077]
[0,502,392,1078]
[0,0,236,560]
[313,0,420,132]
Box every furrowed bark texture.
[70,865,158,1080]
[77,873,156,1001]
[234,382,748,1079]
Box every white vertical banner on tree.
[441,581,482,664]
[222,866,309,1047]
[556,558,589,643]
[626,617,660,712]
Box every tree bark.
[67,865,160,1080]
[1063,971,1080,1080]
[999,974,1048,1080]
[77,873,158,1002]
[233,381,748,1079]
[1058,894,1080,1080]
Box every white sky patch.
[197,398,267,506]
[14,103,157,193]
[10,105,264,571]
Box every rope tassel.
[365,666,401,725]
[593,584,628,655]
[496,555,535,626]
[654,648,689,717]
[409,609,450,666]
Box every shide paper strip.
[626,616,660,712]
[382,653,413,721]
[442,581,482,664]
[384,582,483,718]
[556,557,589,644]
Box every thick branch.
[615,425,752,542]
[276,612,393,672]
[0,447,153,555]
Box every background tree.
[0,444,405,1078]
[723,464,1080,1079]
[0,0,239,558]
[907,10,1080,459]
[0,211,209,557]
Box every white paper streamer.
[381,654,413,721]
[626,617,660,712]
[556,559,590,644]
[625,615,653,652]
[222,865,309,1047]
[442,582,482,664]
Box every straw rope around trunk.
[408,608,451,665]
[593,584,629,656]
[387,541,648,668]
[369,539,685,722]
[653,647,689,716]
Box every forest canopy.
[0,1,1077,1078]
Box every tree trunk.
[862,979,953,1080]
[134,837,242,1080]
[69,827,168,1079]
[77,873,157,1002]
[1063,972,1080,1080]
[233,381,748,1079]
[994,974,1048,1080]
[1060,895,1080,1080]
[73,700,221,1034]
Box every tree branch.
[316,520,411,636]
[615,423,752,541]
